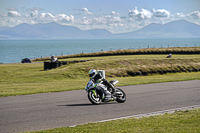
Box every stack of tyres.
[44,62,58,70]
[50,62,58,69]
[44,62,50,70]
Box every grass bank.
[0,54,200,97]
[25,108,200,133]
[33,47,200,61]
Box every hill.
[116,20,200,38]
[0,22,112,39]
[0,20,199,39]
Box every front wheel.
[88,90,102,105]
[115,88,126,103]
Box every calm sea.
[0,38,200,63]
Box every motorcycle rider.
[88,69,112,102]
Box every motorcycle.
[85,79,126,105]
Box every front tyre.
[88,90,102,105]
[115,88,126,103]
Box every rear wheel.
[88,90,102,105]
[115,88,126,103]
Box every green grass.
[25,108,200,133]
[0,54,200,97]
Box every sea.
[0,38,200,64]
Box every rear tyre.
[115,88,126,103]
[88,90,102,105]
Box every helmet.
[88,69,97,78]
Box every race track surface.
[0,80,200,133]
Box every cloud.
[128,7,152,19]
[8,11,21,17]
[77,10,122,26]
[55,14,74,23]
[25,7,43,17]
[138,9,152,19]
[188,11,200,19]
[129,7,170,19]
[173,13,185,18]
[110,11,121,17]
[37,12,74,23]
[40,13,55,18]
[152,8,170,17]
[30,10,39,17]
[128,7,139,17]
[81,8,93,15]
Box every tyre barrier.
[44,60,91,70]
[44,62,59,70]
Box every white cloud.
[8,11,21,17]
[138,9,152,19]
[81,8,93,15]
[128,7,152,19]
[30,10,38,17]
[173,13,185,18]
[55,14,74,23]
[77,11,122,26]
[40,13,55,18]
[152,8,170,18]
[110,11,120,17]
[79,17,92,25]
[188,11,200,19]
[128,7,139,17]
[129,8,170,19]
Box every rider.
[88,69,112,102]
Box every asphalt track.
[0,80,200,133]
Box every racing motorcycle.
[85,79,126,105]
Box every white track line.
[70,105,200,127]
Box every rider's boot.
[104,90,112,102]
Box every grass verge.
[0,54,200,97]
[24,108,200,133]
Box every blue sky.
[0,0,200,33]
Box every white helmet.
[88,69,97,78]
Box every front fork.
[91,89,104,99]
[91,90,97,97]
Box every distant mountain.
[0,22,113,39]
[0,20,199,39]
[116,20,200,38]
